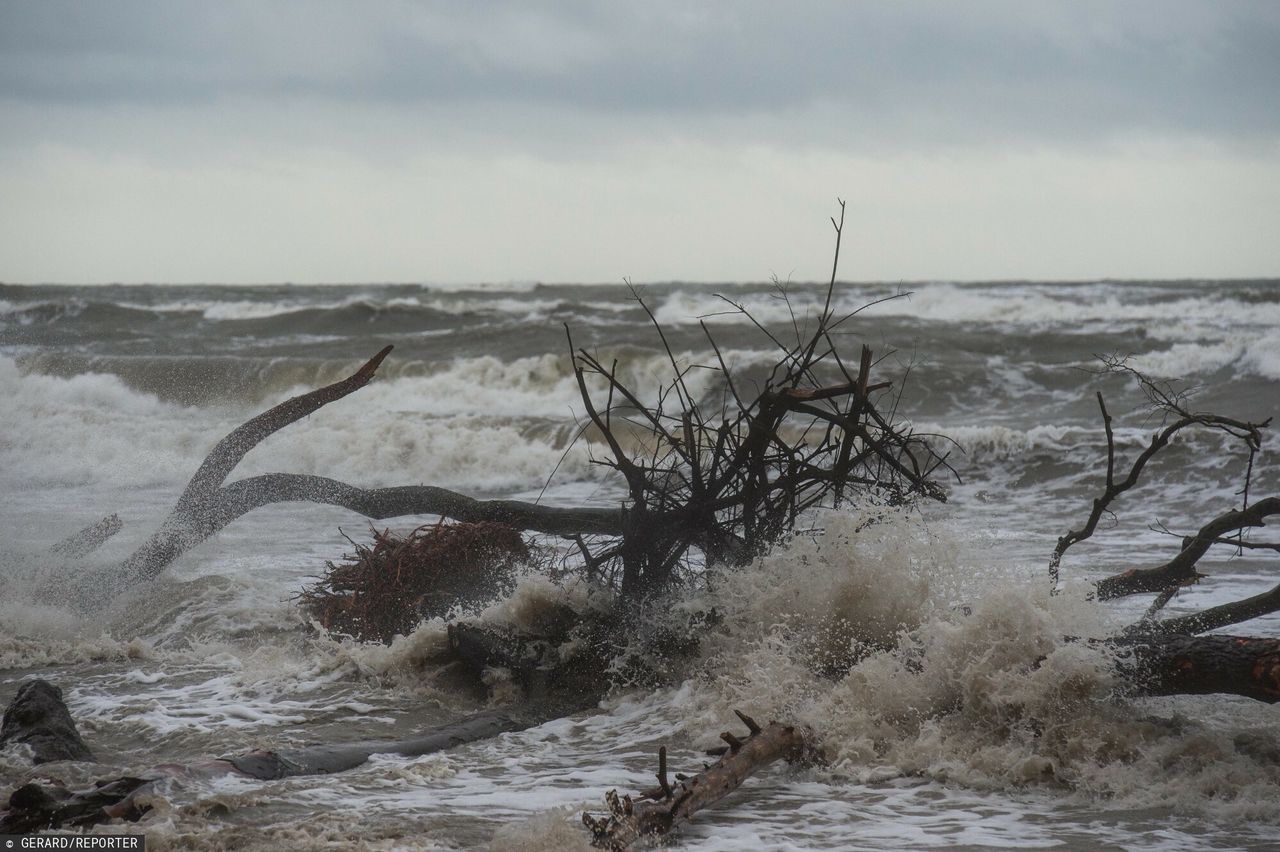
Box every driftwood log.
[583,710,812,850]
[2,633,602,834]
[1125,634,1280,703]
[0,701,562,834]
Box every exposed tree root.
[298,521,531,643]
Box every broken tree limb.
[49,514,122,559]
[1149,582,1280,636]
[1049,360,1268,589]
[582,711,812,849]
[1095,497,1280,600]
[103,475,624,593]
[216,476,624,537]
[1044,359,1280,654]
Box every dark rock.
[0,680,95,764]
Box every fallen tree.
[9,203,1280,844]
[1038,357,1280,686]
[10,202,960,837]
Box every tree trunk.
[1124,633,1280,703]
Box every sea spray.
[5,280,1280,848]
[631,506,1280,819]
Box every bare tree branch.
[1050,356,1269,587]
[1096,497,1280,600]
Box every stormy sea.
[2,279,1279,850]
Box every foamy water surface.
[2,280,1279,849]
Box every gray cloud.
[2,1,1277,283]
[2,1,1278,143]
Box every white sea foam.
[119,292,576,323]
[0,356,589,491]
[918,423,1076,459]
[646,507,1280,819]
[879,284,1280,330]
[6,280,1280,849]
[115,296,345,319]
[1130,330,1280,380]
[0,347,783,491]
[651,283,1280,339]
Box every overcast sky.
[1,1,1278,284]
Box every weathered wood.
[48,514,122,559]
[73,345,625,595]
[1049,358,1268,589]
[1124,634,1280,703]
[583,712,810,849]
[1153,583,1280,636]
[1,676,596,833]
[174,345,395,515]
[1096,497,1280,600]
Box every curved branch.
[1096,497,1280,600]
[174,345,393,515]
[1154,582,1280,635]
[96,346,627,592]
[218,475,626,536]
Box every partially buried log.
[1,670,601,833]
[582,710,813,850]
